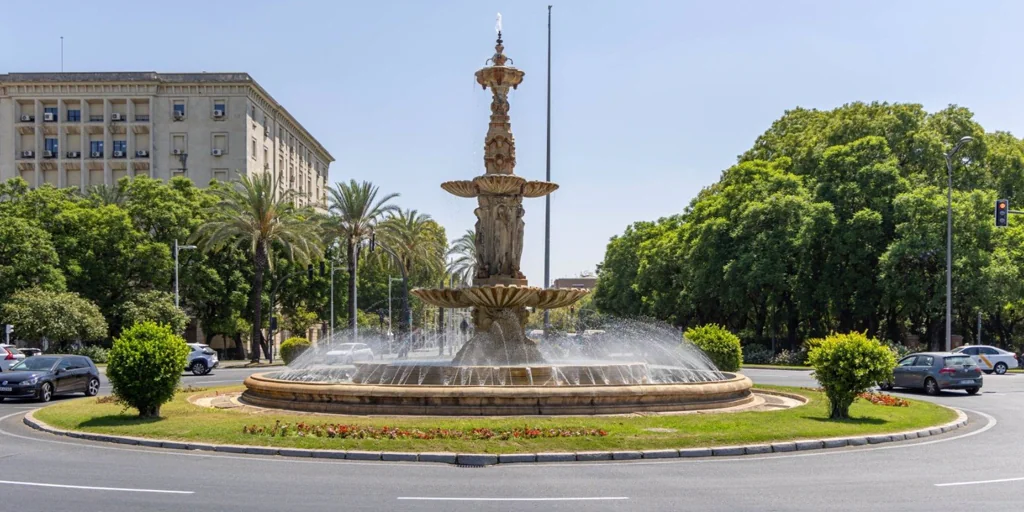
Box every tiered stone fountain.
[242,30,754,415]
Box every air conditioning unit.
[21,150,34,158]
[173,112,185,121]
[67,151,81,158]
[20,114,33,122]
[43,150,54,158]
[136,150,149,157]
[172,148,183,155]
[212,149,224,156]
[213,109,225,118]
[111,113,123,121]
[43,112,56,122]
[113,151,125,158]
[90,151,102,158]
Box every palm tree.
[326,180,399,331]
[191,173,323,362]
[377,209,447,333]
[86,184,124,206]
[447,229,477,286]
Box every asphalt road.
[1,368,1021,512]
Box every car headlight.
[22,377,38,386]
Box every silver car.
[185,343,219,375]
[880,352,982,395]
[1,345,26,372]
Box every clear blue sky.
[4,0,1024,283]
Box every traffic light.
[996,199,1009,227]
[270,316,278,331]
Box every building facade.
[554,277,597,290]
[0,72,332,207]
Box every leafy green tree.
[447,230,477,286]
[107,321,189,418]
[807,332,896,419]
[119,290,188,334]
[685,324,742,372]
[0,215,66,305]
[326,180,399,331]
[1,288,107,348]
[192,173,323,362]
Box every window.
[251,138,257,159]
[113,140,127,155]
[263,147,269,164]
[57,359,74,371]
[898,356,916,367]
[67,109,81,122]
[73,356,92,368]
[173,101,186,119]
[212,133,228,154]
[213,169,229,182]
[44,138,59,153]
[961,347,978,356]
[213,100,226,117]
[89,141,104,156]
[916,356,933,367]
[43,107,58,122]
[980,347,999,355]
[171,133,187,153]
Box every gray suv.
[185,343,218,375]
[880,352,982,395]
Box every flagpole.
[543,5,553,334]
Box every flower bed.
[242,420,607,440]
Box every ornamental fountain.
[242,25,754,415]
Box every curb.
[22,408,968,466]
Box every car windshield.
[944,356,975,367]
[9,356,59,371]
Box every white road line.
[935,476,1024,487]
[398,497,629,501]
[0,479,193,494]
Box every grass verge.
[33,386,956,454]
[742,364,813,371]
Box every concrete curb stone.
[19,405,970,466]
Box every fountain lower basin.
[241,370,754,416]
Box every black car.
[0,355,101,402]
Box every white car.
[326,343,374,365]
[1,345,26,372]
[953,345,1018,375]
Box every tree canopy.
[595,102,1024,351]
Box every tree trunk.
[249,243,268,363]
[348,238,358,330]
[233,332,247,360]
[138,405,160,418]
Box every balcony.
[88,115,104,122]
[112,151,127,159]
[18,150,36,160]
[135,150,150,159]
[134,115,149,122]
[17,114,35,123]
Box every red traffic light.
[999,203,1007,209]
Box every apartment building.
[0,72,332,207]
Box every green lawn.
[742,364,813,371]
[33,386,956,454]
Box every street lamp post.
[944,136,974,352]
[173,239,197,309]
[328,259,345,340]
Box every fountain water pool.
[242,25,753,416]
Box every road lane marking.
[398,497,629,501]
[0,479,193,494]
[935,476,1024,487]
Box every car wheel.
[85,378,100,397]
[966,387,980,395]
[924,377,940,396]
[994,362,1008,375]
[38,383,53,403]
[191,361,208,376]
[878,381,893,391]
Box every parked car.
[185,343,219,376]
[951,345,1018,375]
[1,344,26,372]
[326,343,374,364]
[19,348,43,357]
[0,355,101,402]
[879,352,982,395]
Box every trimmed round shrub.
[107,321,189,418]
[742,344,773,364]
[684,324,742,372]
[807,332,897,419]
[280,337,311,365]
